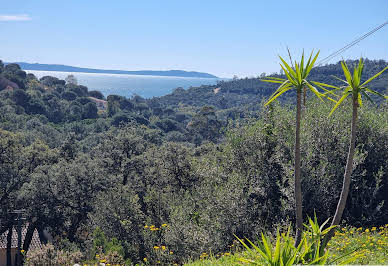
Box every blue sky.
[1,0,387,78]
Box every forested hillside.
[155,59,388,110]
[0,59,387,264]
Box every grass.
[185,224,388,265]
[327,225,388,265]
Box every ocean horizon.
[27,70,222,98]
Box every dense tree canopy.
[0,60,387,264]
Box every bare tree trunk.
[294,90,303,246]
[37,223,48,244]
[6,225,12,266]
[23,223,37,253]
[322,96,358,250]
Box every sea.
[27,70,222,99]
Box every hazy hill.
[7,62,219,78]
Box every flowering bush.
[25,243,83,265]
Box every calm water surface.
[28,70,221,98]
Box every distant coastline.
[6,62,219,78]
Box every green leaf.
[364,87,387,98]
[300,50,305,76]
[329,92,350,116]
[287,48,294,68]
[361,65,388,86]
[352,59,362,87]
[280,64,297,86]
[303,50,313,77]
[319,218,331,232]
[313,82,340,101]
[306,82,323,101]
[341,61,353,86]
[361,91,374,104]
[312,81,339,90]
[321,226,338,235]
[246,237,269,261]
[331,75,348,84]
[263,76,286,81]
[261,79,286,84]
[279,56,296,77]
[235,235,258,258]
[266,81,291,99]
[295,62,302,83]
[261,232,272,258]
[305,50,320,76]
[265,86,292,106]
[274,230,281,262]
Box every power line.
[317,21,388,66]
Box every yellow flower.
[224,252,231,256]
[100,259,106,263]
[169,251,173,254]
[143,258,148,262]
[162,245,166,250]
[154,246,160,249]
[162,223,168,227]
[365,228,370,233]
[144,225,148,228]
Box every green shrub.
[25,243,83,266]
[236,216,355,265]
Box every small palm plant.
[235,217,355,265]
[262,50,333,245]
[236,228,307,266]
[319,58,388,246]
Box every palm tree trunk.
[294,90,303,246]
[322,95,358,249]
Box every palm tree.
[320,59,388,247]
[262,50,332,246]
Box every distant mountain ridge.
[6,62,219,78]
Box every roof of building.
[0,224,42,249]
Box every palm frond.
[329,92,351,116]
[361,65,388,87]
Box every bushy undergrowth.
[161,100,388,262]
[186,224,388,265]
[25,243,83,266]
[12,99,388,264]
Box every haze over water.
[28,70,221,98]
